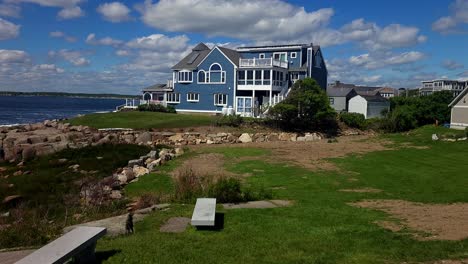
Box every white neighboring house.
[449,87,468,130]
[348,95,389,119]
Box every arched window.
[143,92,151,101]
[198,70,206,83]
[209,63,225,83]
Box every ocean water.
[0,96,126,126]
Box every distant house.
[377,87,397,98]
[419,79,467,97]
[327,87,357,112]
[348,95,389,119]
[141,42,328,117]
[449,87,468,130]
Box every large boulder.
[136,132,152,144]
[147,159,162,171]
[238,133,252,143]
[133,166,149,177]
[21,145,36,161]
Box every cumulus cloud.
[48,49,90,66]
[432,0,468,33]
[33,63,64,73]
[138,0,334,43]
[442,60,464,70]
[0,18,20,40]
[86,33,123,47]
[49,31,76,42]
[349,51,426,70]
[115,50,130,56]
[0,3,21,17]
[0,49,29,63]
[97,2,132,23]
[6,0,85,19]
[126,34,189,52]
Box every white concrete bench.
[191,198,216,227]
[16,226,106,264]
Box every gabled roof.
[360,95,388,102]
[171,43,211,70]
[449,87,468,107]
[218,46,240,67]
[354,86,381,96]
[327,87,355,97]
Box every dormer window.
[178,70,193,83]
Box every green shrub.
[208,178,243,203]
[215,115,243,127]
[465,127,468,137]
[340,112,366,130]
[138,104,176,113]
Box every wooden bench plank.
[191,198,216,226]
[16,226,106,264]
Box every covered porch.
[235,90,284,117]
[141,81,174,106]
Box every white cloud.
[433,0,468,33]
[126,34,189,52]
[49,49,90,66]
[0,3,21,17]
[0,49,29,63]
[49,30,76,42]
[57,6,83,19]
[116,50,130,56]
[442,60,464,70]
[0,18,20,40]
[349,51,426,70]
[362,75,382,83]
[97,2,131,23]
[86,33,123,47]
[6,0,85,19]
[33,64,64,73]
[138,0,334,43]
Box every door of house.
[236,97,253,117]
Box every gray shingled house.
[327,87,357,112]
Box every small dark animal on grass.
[125,212,134,234]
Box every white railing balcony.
[166,79,174,88]
[239,58,288,69]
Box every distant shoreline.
[0,91,140,100]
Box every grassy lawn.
[94,127,468,264]
[67,111,216,129]
[0,144,151,248]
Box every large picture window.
[178,71,192,83]
[166,93,180,103]
[214,93,228,106]
[208,63,226,83]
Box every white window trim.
[200,63,226,84]
[214,93,228,106]
[290,52,297,58]
[178,70,193,83]
[273,52,288,62]
[187,92,200,102]
[166,92,180,103]
[259,53,265,59]
[197,70,206,84]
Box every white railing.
[239,58,288,69]
[115,99,141,111]
[166,79,173,88]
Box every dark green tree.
[268,78,337,133]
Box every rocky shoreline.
[0,119,324,163]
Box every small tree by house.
[268,78,337,134]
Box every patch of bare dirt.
[374,220,403,232]
[339,188,383,193]
[173,153,236,179]
[350,200,468,240]
[159,217,190,233]
[191,135,391,171]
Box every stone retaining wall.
[0,120,322,162]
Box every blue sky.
[0,0,467,94]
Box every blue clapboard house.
[141,42,327,117]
